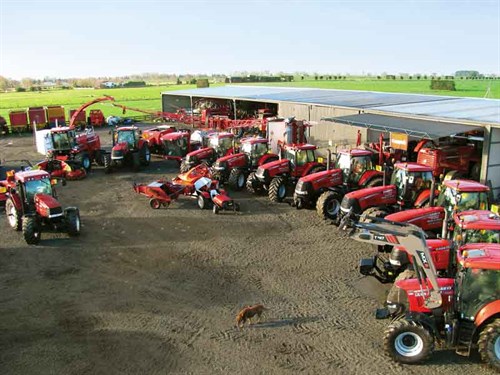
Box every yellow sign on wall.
[390,132,409,151]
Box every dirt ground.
[0,127,495,375]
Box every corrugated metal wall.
[162,94,192,112]
[278,103,366,156]
[487,127,500,200]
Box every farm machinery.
[133,164,239,214]
[179,132,236,173]
[4,169,80,245]
[212,137,279,191]
[141,125,177,154]
[105,126,151,173]
[34,96,114,176]
[293,148,385,219]
[348,219,499,369]
[338,162,437,227]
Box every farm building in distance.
[162,86,500,198]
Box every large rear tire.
[269,177,287,202]
[140,144,151,166]
[316,191,342,220]
[22,216,41,245]
[365,177,384,188]
[360,207,388,223]
[6,199,22,231]
[103,153,112,174]
[383,319,434,364]
[228,169,245,191]
[477,320,500,371]
[66,209,81,237]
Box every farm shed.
[162,86,500,198]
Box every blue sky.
[0,0,499,79]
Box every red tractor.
[212,137,279,191]
[350,220,499,369]
[383,179,492,240]
[293,148,385,219]
[338,162,437,227]
[88,109,106,127]
[358,210,500,285]
[105,126,151,173]
[141,125,177,154]
[180,132,235,173]
[160,130,202,164]
[4,170,80,245]
[249,143,326,202]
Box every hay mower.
[349,219,499,369]
[4,169,80,245]
[193,176,240,214]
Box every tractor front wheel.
[66,209,81,237]
[77,152,91,172]
[213,205,220,214]
[6,199,22,231]
[383,319,434,364]
[360,208,388,223]
[22,216,41,245]
[103,153,112,174]
[316,191,342,220]
[246,172,262,194]
[269,177,287,202]
[197,194,208,210]
[228,169,245,191]
[478,320,500,371]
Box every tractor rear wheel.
[149,199,161,209]
[307,165,326,176]
[66,209,81,236]
[140,144,151,166]
[197,195,208,210]
[478,319,500,371]
[365,177,384,188]
[228,169,245,191]
[269,177,287,202]
[383,319,434,364]
[103,153,112,174]
[246,172,263,194]
[22,216,41,245]
[213,205,219,214]
[316,191,342,220]
[6,199,22,231]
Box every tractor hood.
[216,152,245,164]
[113,142,129,152]
[345,184,396,200]
[258,158,289,171]
[186,147,213,160]
[299,168,342,183]
[111,142,130,159]
[35,194,63,218]
[385,207,445,231]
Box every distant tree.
[16,87,26,92]
[423,75,428,80]
[319,76,324,80]
[314,76,318,80]
[176,78,182,85]
[0,76,8,91]
[301,76,304,80]
[377,76,381,79]
[21,77,34,89]
[455,70,480,78]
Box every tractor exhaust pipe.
[327,149,331,170]
[441,208,450,239]
[429,179,436,207]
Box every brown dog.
[235,304,267,328]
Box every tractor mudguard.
[403,312,441,338]
[474,300,500,327]
[414,189,439,208]
[258,153,279,166]
[359,170,384,187]
[9,192,23,210]
[302,162,326,177]
[64,207,79,215]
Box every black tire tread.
[316,191,342,220]
[269,177,286,202]
[22,216,41,245]
[477,319,500,371]
[383,319,434,364]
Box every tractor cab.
[390,163,434,207]
[161,131,191,159]
[455,244,500,322]
[282,144,317,177]
[240,138,270,166]
[208,132,234,156]
[114,126,141,149]
[436,180,490,216]
[335,149,375,185]
[452,211,500,247]
[50,127,77,152]
[13,170,60,217]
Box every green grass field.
[0,79,497,126]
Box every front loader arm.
[69,96,115,129]
[350,219,443,309]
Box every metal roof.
[163,86,500,125]
[324,113,483,139]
